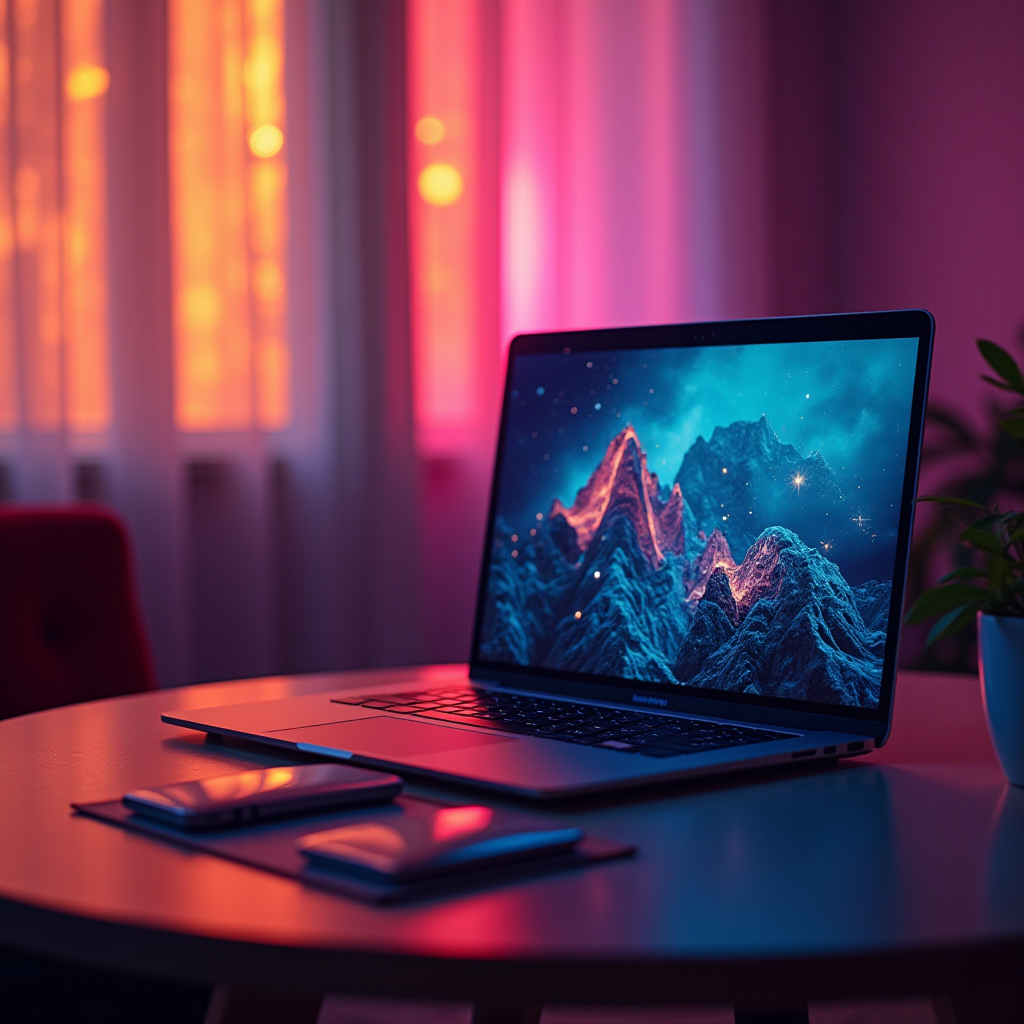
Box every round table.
[1,668,1022,1024]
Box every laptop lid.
[470,310,934,744]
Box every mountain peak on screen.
[550,425,684,567]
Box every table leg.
[932,990,1024,1024]
[204,984,324,1024]
[733,1008,809,1024]
[470,1004,542,1024]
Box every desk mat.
[73,796,634,905]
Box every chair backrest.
[0,506,155,719]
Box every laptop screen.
[473,326,928,720]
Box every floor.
[318,996,939,1024]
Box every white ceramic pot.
[977,612,1024,786]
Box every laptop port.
[823,745,836,755]
[791,749,816,758]
[846,741,865,752]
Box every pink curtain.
[418,0,782,660]
[499,0,777,342]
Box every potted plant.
[905,339,1024,786]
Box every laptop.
[164,310,934,799]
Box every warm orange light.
[414,115,445,144]
[418,161,463,206]
[65,63,109,102]
[243,0,289,430]
[1,0,111,432]
[0,1,15,430]
[170,0,290,431]
[61,0,110,432]
[252,258,284,302]
[248,123,283,158]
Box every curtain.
[0,0,420,687]
[412,0,780,662]
[0,0,838,686]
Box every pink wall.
[772,0,1024,431]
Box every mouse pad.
[72,795,634,905]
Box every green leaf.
[959,526,1005,554]
[925,606,979,645]
[970,513,1008,530]
[988,554,1014,592]
[915,495,992,511]
[999,409,1024,438]
[978,339,1024,392]
[937,566,987,583]
[904,584,990,623]
[982,375,1016,392]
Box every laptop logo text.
[632,693,668,707]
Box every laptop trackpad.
[276,717,517,759]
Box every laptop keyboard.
[331,687,793,758]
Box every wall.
[770,0,1024,667]
[771,0,1024,427]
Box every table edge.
[3,893,1022,1004]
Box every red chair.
[0,506,155,719]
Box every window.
[169,0,290,432]
[0,0,292,440]
[407,0,495,455]
[0,0,110,434]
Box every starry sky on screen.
[496,337,918,562]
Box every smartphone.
[296,802,583,881]
[123,763,403,830]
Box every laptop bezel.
[469,309,935,745]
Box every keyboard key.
[595,739,638,752]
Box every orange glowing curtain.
[243,0,289,429]
[11,0,64,431]
[407,0,484,454]
[62,0,110,432]
[169,0,289,432]
[0,3,16,430]
[0,0,111,435]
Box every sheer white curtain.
[499,0,774,343]
[0,0,419,687]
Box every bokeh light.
[414,116,445,145]
[248,123,283,158]
[418,162,463,206]
[65,63,109,102]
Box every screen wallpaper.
[478,338,920,710]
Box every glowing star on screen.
[791,472,806,493]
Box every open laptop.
[164,310,934,799]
